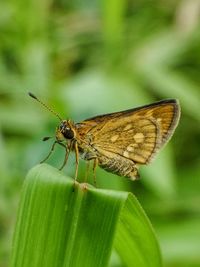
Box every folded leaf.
[11,164,162,267]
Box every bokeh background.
[0,0,200,266]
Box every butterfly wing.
[76,99,180,165]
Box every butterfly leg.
[40,140,58,163]
[84,160,91,183]
[74,141,79,182]
[59,142,72,170]
[41,141,67,164]
[92,158,98,187]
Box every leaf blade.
[115,194,162,267]
[11,164,162,267]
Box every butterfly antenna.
[28,92,62,121]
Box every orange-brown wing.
[76,99,180,164]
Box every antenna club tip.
[28,92,63,121]
[28,92,37,100]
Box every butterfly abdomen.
[97,150,139,180]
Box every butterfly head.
[56,120,75,141]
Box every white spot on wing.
[123,124,132,131]
[127,144,136,152]
[123,151,130,158]
[133,133,145,143]
[110,134,119,142]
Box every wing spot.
[133,132,145,143]
[127,144,137,152]
[123,151,130,158]
[133,154,146,163]
[123,124,132,130]
[110,134,119,142]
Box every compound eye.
[63,128,74,139]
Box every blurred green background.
[0,0,200,266]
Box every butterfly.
[29,92,180,184]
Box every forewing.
[76,100,180,164]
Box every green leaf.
[11,164,162,267]
[114,194,162,267]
